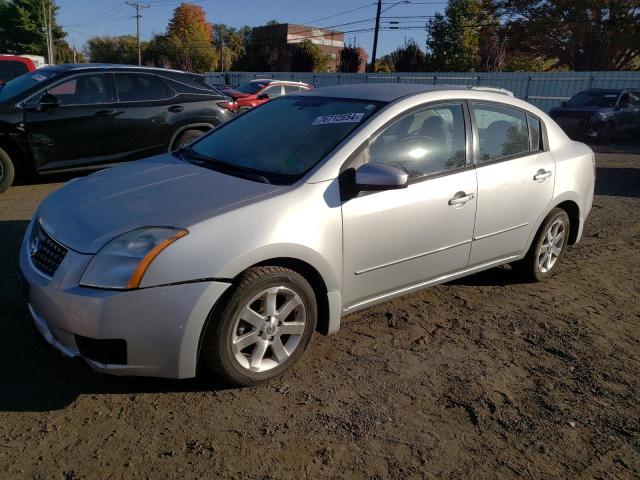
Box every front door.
[342,102,477,309]
[468,102,555,266]
[23,73,119,172]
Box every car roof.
[250,78,308,86]
[296,83,475,102]
[581,88,622,95]
[38,63,197,77]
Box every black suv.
[0,64,235,192]
[549,88,640,144]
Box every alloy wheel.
[230,286,306,373]
[538,218,566,273]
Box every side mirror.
[257,93,270,100]
[354,162,409,192]
[38,92,60,111]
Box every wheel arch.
[168,123,214,151]
[0,133,29,176]
[523,193,582,255]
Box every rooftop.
[298,83,472,102]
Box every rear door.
[468,102,554,266]
[114,72,184,159]
[23,72,119,171]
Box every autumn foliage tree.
[144,2,215,72]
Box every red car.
[0,55,36,84]
[221,79,312,113]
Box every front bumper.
[19,219,231,379]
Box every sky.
[56,0,448,58]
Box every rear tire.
[512,208,570,282]
[201,266,317,387]
[0,147,15,193]
[174,129,205,150]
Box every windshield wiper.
[178,146,272,184]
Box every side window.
[528,115,543,152]
[262,85,282,98]
[367,103,467,179]
[630,92,640,107]
[48,74,109,105]
[618,93,630,108]
[283,85,300,94]
[116,73,170,102]
[473,104,529,162]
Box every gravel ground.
[0,146,638,479]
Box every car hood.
[37,154,285,254]
[550,106,612,116]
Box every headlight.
[593,112,608,122]
[80,227,188,290]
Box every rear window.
[235,81,269,94]
[0,61,28,83]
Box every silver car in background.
[19,84,595,386]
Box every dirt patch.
[0,151,638,479]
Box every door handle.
[94,110,120,117]
[534,169,553,181]
[168,105,184,113]
[448,191,475,206]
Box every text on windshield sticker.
[313,112,365,125]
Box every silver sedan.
[19,84,595,386]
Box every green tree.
[289,40,331,72]
[389,39,426,72]
[426,0,492,71]
[338,41,363,73]
[500,0,640,70]
[85,35,139,64]
[0,0,67,62]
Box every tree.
[426,0,494,71]
[289,40,331,72]
[162,2,216,72]
[389,39,426,72]
[85,35,139,64]
[478,25,505,71]
[0,0,67,62]
[500,0,640,71]
[338,41,363,73]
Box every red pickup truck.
[0,55,37,84]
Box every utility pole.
[127,1,150,65]
[220,25,224,72]
[369,0,382,72]
[48,1,54,64]
[42,1,53,64]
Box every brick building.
[252,23,359,72]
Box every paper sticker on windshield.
[313,113,365,125]
[32,74,47,82]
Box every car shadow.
[0,220,229,413]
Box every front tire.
[0,146,16,193]
[513,208,570,282]
[201,266,317,386]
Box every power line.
[299,2,376,26]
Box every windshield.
[566,91,619,108]
[188,96,383,183]
[235,81,269,94]
[0,69,60,102]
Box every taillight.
[217,101,237,111]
